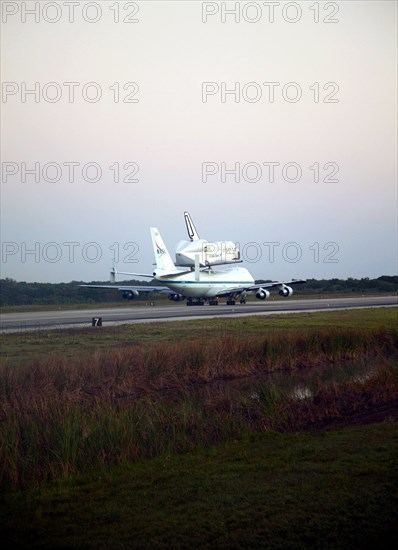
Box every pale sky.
[1,0,397,282]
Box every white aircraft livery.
[175,212,241,268]
[82,219,305,306]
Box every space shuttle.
[174,212,241,268]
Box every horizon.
[1,2,397,283]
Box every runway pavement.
[1,296,397,332]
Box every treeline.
[0,276,397,307]
[257,276,398,294]
[0,278,161,306]
[307,276,397,293]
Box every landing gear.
[187,298,205,306]
[225,295,246,305]
[209,299,219,306]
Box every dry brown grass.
[1,327,397,488]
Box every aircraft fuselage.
[158,267,254,299]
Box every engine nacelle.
[279,285,293,297]
[256,288,270,300]
[168,293,184,302]
[122,290,139,300]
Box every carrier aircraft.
[82,226,305,306]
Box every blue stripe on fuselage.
[160,280,250,285]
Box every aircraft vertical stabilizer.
[150,227,178,273]
[184,212,200,241]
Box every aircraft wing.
[216,279,306,296]
[80,284,171,294]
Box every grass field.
[1,307,397,547]
[1,423,397,549]
[2,307,397,364]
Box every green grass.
[2,307,397,365]
[1,309,397,546]
[1,322,397,489]
[1,422,397,549]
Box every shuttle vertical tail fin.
[150,227,178,273]
[184,212,200,241]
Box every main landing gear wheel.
[226,299,236,306]
[187,299,205,306]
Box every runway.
[1,296,397,332]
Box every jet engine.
[168,293,184,302]
[279,285,293,297]
[122,290,139,300]
[255,288,270,300]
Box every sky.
[1,0,397,283]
